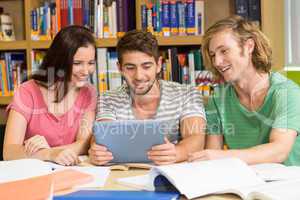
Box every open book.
[107,163,154,170]
[117,158,300,200]
[250,163,300,181]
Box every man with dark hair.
[89,30,206,165]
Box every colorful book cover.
[185,0,195,35]
[169,0,178,35]
[161,0,170,37]
[177,0,186,36]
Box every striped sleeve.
[96,92,117,121]
[180,86,206,121]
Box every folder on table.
[54,190,180,200]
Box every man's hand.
[88,142,113,165]
[24,135,50,155]
[147,137,177,165]
[188,149,228,162]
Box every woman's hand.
[51,148,79,166]
[24,135,50,155]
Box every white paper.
[0,159,52,183]
[251,163,300,181]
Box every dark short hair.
[31,25,96,102]
[116,30,159,64]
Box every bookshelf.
[0,0,284,107]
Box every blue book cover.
[31,9,38,31]
[54,190,180,200]
[169,0,178,35]
[162,0,170,36]
[141,4,147,30]
[185,0,195,35]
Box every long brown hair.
[31,25,96,102]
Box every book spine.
[68,0,73,24]
[141,4,147,31]
[123,0,129,32]
[98,0,104,38]
[0,56,9,96]
[185,0,195,35]
[169,0,178,35]
[188,51,195,86]
[56,0,61,32]
[103,5,109,38]
[60,0,67,28]
[152,3,157,33]
[235,0,249,19]
[177,0,186,36]
[170,47,179,82]
[248,0,261,25]
[116,0,125,37]
[89,0,94,31]
[97,48,108,93]
[31,10,38,31]
[146,3,153,33]
[108,3,114,37]
[195,0,204,35]
[161,0,170,37]
[156,0,162,35]
[111,0,117,37]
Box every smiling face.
[71,44,96,88]
[208,30,254,83]
[118,51,162,96]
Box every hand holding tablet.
[92,120,179,163]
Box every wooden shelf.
[0,96,13,105]
[28,37,202,48]
[29,38,119,49]
[95,38,118,47]
[0,41,27,50]
[157,35,202,46]
[30,40,52,49]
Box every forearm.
[176,134,205,162]
[50,137,91,155]
[223,142,290,165]
[3,144,50,161]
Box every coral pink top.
[7,80,97,147]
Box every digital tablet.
[92,120,179,163]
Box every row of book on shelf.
[31,0,135,40]
[234,0,261,26]
[30,0,205,40]
[140,0,204,36]
[0,52,27,96]
[1,48,218,97]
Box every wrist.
[175,145,188,162]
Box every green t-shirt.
[205,72,300,166]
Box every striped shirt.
[96,80,206,133]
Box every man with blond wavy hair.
[189,16,300,166]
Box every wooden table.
[101,168,240,200]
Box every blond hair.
[202,15,272,75]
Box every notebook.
[93,120,179,163]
